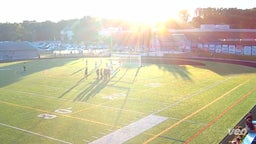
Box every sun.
[99,0,183,26]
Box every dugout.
[0,41,39,61]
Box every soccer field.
[0,57,256,144]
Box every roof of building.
[0,41,36,51]
[168,29,256,45]
[168,28,256,33]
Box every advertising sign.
[209,44,215,52]
[243,46,252,56]
[198,43,203,49]
[203,44,209,49]
[222,45,229,54]
[228,45,236,54]
[215,45,222,53]
[252,46,256,56]
[236,45,243,55]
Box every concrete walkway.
[89,114,168,144]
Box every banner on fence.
[228,45,236,54]
[243,46,252,56]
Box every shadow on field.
[112,67,141,127]
[58,77,87,98]
[142,57,193,80]
[73,79,103,101]
[193,59,256,76]
[70,68,84,76]
[0,58,78,88]
[142,57,256,76]
[161,65,192,80]
[73,68,122,102]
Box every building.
[167,25,256,56]
[0,41,39,61]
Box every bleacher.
[0,41,39,61]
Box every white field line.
[0,88,68,101]
[0,75,232,121]
[0,88,145,115]
[167,116,207,126]
[0,68,11,71]
[152,76,233,114]
[121,77,230,108]
[119,76,233,115]
[0,122,72,144]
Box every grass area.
[0,57,255,144]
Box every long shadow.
[58,77,86,98]
[142,57,256,78]
[162,65,192,80]
[142,57,193,80]
[193,59,256,76]
[133,66,141,82]
[112,67,141,128]
[71,68,84,76]
[58,66,98,98]
[0,58,79,88]
[73,79,101,101]
[110,68,130,85]
[166,57,255,76]
[73,68,122,102]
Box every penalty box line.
[0,122,72,144]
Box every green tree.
[73,16,101,44]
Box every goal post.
[111,53,142,68]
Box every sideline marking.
[143,80,249,144]
[159,135,185,143]
[0,88,145,115]
[89,115,168,144]
[0,100,113,127]
[184,87,256,143]
[152,77,233,115]
[0,68,11,71]
[72,101,111,115]
[0,122,72,144]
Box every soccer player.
[84,67,88,78]
[96,68,100,79]
[85,59,88,66]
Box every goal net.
[111,53,141,68]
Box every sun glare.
[98,0,183,26]
[119,1,179,25]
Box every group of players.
[84,59,119,80]
[96,67,111,80]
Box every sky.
[0,0,255,23]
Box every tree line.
[0,8,255,43]
[0,17,101,42]
[191,8,256,28]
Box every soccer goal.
[111,53,142,68]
